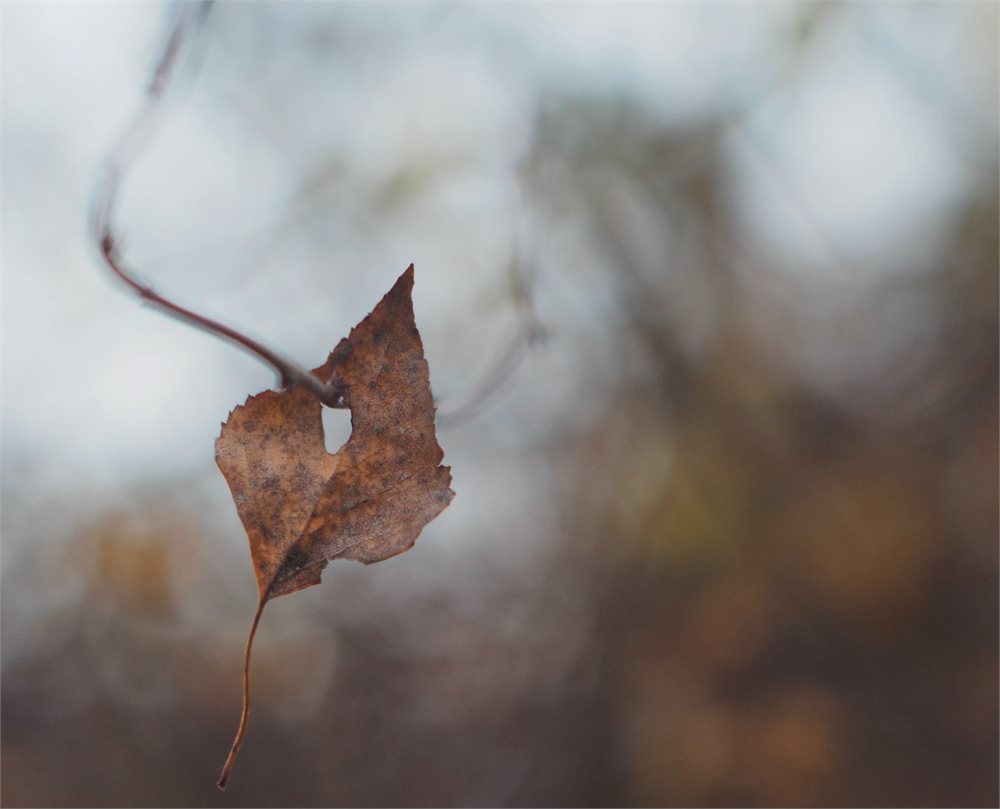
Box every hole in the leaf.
[322,406,351,455]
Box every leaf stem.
[217,596,267,790]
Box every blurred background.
[2,2,997,806]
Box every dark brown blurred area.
[3,3,997,807]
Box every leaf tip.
[396,263,415,292]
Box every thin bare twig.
[436,162,548,427]
[437,253,546,428]
[89,1,347,408]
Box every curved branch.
[436,186,547,427]
[90,1,347,408]
[437,308,545,428]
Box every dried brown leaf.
[215,265,454,788]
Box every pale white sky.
[2,0,994,523]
